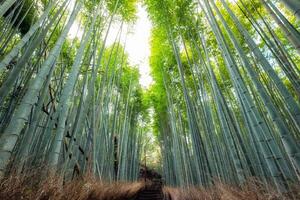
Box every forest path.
[136,179,164,200]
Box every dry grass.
[0,172,299,200]
[0,172,144,200]
[163,179,300,200]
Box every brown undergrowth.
[0,171,144,200]
[0,172,299,200]
[163,179,300,200]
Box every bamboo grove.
[0,0,146,183]
[0,0,299,194]
[145,0,300,192]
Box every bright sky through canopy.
[68,2,153,89]
[106,4,153,89]
[126,4,153,89]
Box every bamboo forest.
[0,0,299,199]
